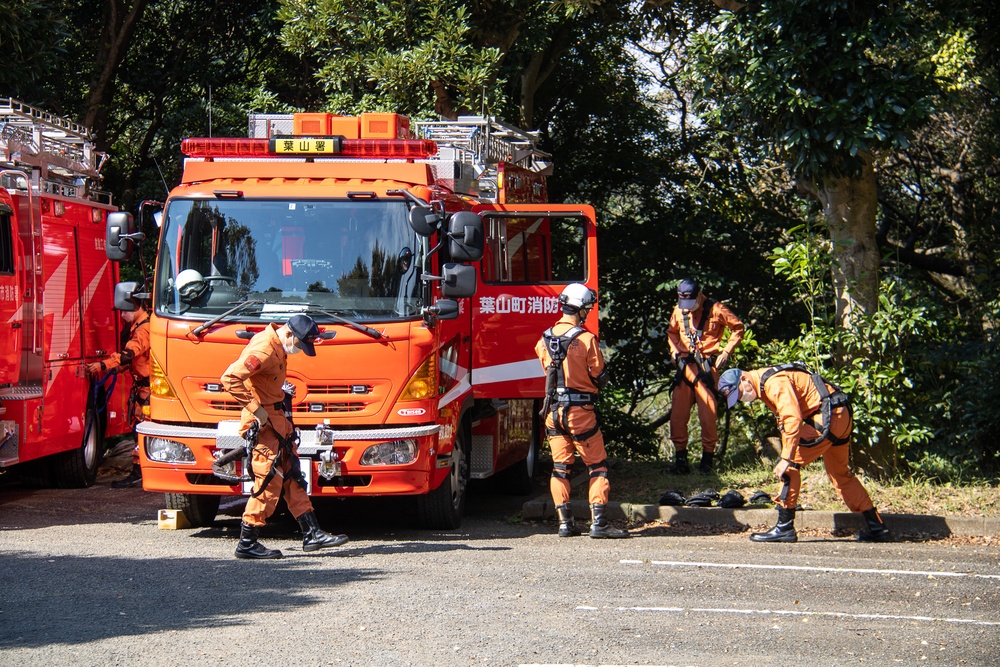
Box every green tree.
[687,1,941,328]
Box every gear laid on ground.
[717,490,746,508]
[684,488,720,507]
[658,490,687,506]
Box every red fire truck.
[107,112,598,528]
[0,98,131,487]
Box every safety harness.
[673,298,717,393]
[540,325,601,442]
[759,362,852,447]
[669,299,732,454]
[119,314,152,428]
[212,393,308,495]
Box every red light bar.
[181,138,271,157]
[181,137,438,159]
[342,139,438,158]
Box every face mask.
[282,333,301,355]
[740,385,757,403]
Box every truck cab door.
[469,204,597,399]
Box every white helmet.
[176,269,208,302]
[559,283,597,311]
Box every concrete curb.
[521,497,1000,538]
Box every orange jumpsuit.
[667,297,744,453]
[102,307,151,465]
[746,367,875,513]
[535,314,610,506]
[221,324,314,527]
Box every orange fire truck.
[107,111,597,528]
[0,98,131,487]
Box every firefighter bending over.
[86,300,151,488]
[221,314,349,559]
[717,365,891,543]
[666,279,744,474]
[536,283,627,539]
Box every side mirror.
[114,282,140,311]
[440,263,476,298]
[408,205,440,237]
[447,211,484,262]
[106,212,138,261]
[424,299,459,321]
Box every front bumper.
[136,420,443,496]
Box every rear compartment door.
[0,204,21,385]
[470,204,597,399]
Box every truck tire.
[416,430,469,530]
[165,493,220,528]
[495,414,540,496]
[51,408,102,488]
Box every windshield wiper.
[306,306,383,340]
[191,300,264,336]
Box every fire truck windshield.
[154,199,425,322]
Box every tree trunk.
[801,153,880,329]
[800,153,895,475]
[83,0,151,150]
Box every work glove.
[85,362,106,377]
[749,490,773,505]
[714,351,730,370]
[253,406,269,427]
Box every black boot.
[111,464,143,489]
[556,503,581,537]
[855,508,891,542]
[669,450,691,475]
[750,506,797,542]
[698,451,714,474]
[235,522,283,559]
[589,503,629,539]
[297,511,349,552]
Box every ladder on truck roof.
[247,112,552,201]
[413,116,553,200]
[0,97,109,201]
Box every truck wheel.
[495,414,540,496]
[416,431,469,530]
[165,493,220,528]
[51,408,102,488]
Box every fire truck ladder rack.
[414,116,552,198]
[0,97,109,201]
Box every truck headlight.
[146,437,196,463]
[359,440,417,466]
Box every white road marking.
[621,559,1000,580]
[577,605,1000,627]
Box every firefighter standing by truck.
[86,300,151,488]
[666,279,745,474]
[717,365,891,543]
[535,283,627,539]
[220,314,349,559]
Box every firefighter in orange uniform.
[536,283,627,539]
[86,302,151,488]
[221,314,349,559]
[717,366,891,543]
[666,279,744,474]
